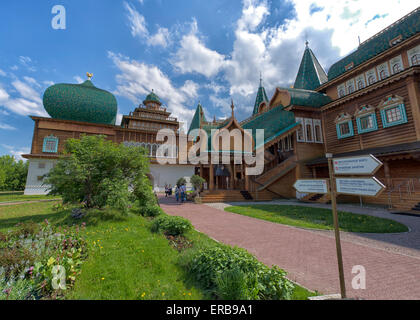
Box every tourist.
[175,185,179,202]
[180,184,186,203]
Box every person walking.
[180,184,186,203]
[175,185,179,202]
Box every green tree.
[0,155,28,191]
[176,177,187,187]
[190,175,205,193]
[45,135,151,210]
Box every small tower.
[294,41,328,91]
[143,90,163,110]
[252,72,269,115]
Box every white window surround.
[408,45,420,67]
[377,62,390,80]
[389,55,404,75]
[313,119,323,143]
[365,68,377,85]
[337,83,346,98]
[304,118,314,143]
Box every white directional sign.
[335,178,385,197]
[294,179,328,194]
[333,155,382,175]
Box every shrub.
[186,246,294,300]
[214,267,257,300]
[190,175,205,192]
[176,177,187,187]
[151,215,193,236]
[12,222,40,238]
[143,205,163,217]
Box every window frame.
[356,111,378,134]
[335,113,354,140]
[304,118,314,143]
[42,135,59,153]
[378,95,408,128]
[313,119,323,143]
[296,117,305,142]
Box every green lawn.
[0,202,316,300]
[225,205,409,233]
[0,193,61,203]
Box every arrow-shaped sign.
[335,177,386,197]
[333,155,382,176]
[294,179,328,194]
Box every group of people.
[164,184,187,203]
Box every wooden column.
[244,165,249,191]
[384,160,391,188]
[230,163,234,190]
[406,78,420,141]
[209,165,214,191]
[312,167,317,179]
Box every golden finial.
[86,72,93,80]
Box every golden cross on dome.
[86,72,93,80]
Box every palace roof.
[328,7,420,81]
[294,44,328,91]
[43,79,117,125]
[143,91,162,105]
[276,87,332,108]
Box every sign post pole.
[326,153,347,299]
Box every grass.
[0,202,317,300]
[225,205,409,233]
[0,193,61,203]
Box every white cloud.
[0,123,16,130]
[172,20,226,78]
[0,79,48,117]
[1,144,30,162]
[180,80,199,99]
[116,112,123,126]
[108,52,195,127]
[124,1,148,38]
[73,76,84,84]
[0,69,6,77]
[23,76,41,88]
[147,27,171,48]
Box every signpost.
[333,155,382,176]
[335,178,385,197]
[293,179,328,194]
[294,153,384,299]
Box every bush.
[151,215,193,236]
[190,175,205,192]
[142,205,163,217]
[176,177,187,187]
[185,246,294,300]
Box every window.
[304,119,314,143]
[392,63,401,74]
[355,106,378,134]
[379,95,408,128]
[284,136,290,152]
[357,80,365,90]
[335,113,354,139]
[347,84,354,94]
[377,63,389,80]
[379,70,387,80]
[42,135,59,153]
[313,119,323,143]
[296,118,305,142]
[337,84,346,98]
[412,54,420,66]
[368,76,376,85]
[365,69,377,85]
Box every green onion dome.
[143,90,162,106]
[43,79,117,125]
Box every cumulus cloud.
[0,123,16,130]
[172,19,226,78]
[1,144,30,161]
[0,79,48,117]
[0,69,6,77]
[125,2,172,48]
[108,51,195,127]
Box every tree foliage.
[190,175,205,191]
[0,155,28,191]
[45,135,152,210]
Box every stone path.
[159,197,420,300]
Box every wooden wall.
[322,80,417,155]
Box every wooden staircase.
[256,155,297,192]
[200,190,279,203]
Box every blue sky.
[0,0,418,160]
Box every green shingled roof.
[294,44,328,91]
[143,91,162,105]
[188,102,206,135]
[279,87,332,108]
[242,106,298,149]
[328,8,420,81]
[252,82,269,115]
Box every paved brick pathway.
[159,197,420,300]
